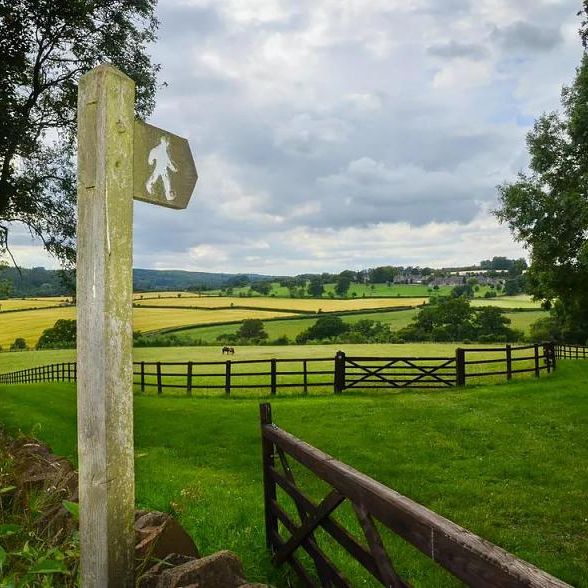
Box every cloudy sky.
[13,0,585,275]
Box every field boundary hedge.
[144,305,418,337]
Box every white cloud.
[8,0,582,275]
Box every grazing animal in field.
[222,346,235,355]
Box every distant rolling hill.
[132,268,277,291]
[0,266,280,297]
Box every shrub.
[36,319,76,349]
[529,316,563,343]
[296,315,348,343]
[236,319,268,341]
[10,338,27,351]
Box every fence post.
[303,360,308,395]
[455,348,466,387]
[156,361,162,395]
[140,361,145,393]
[534,344,540,378]
[506,344,512,381]
[187,361,193,397]
[260,403,277,552]
[225,360,231,396]
[334,351,346,394]
[550,342,557,371]
[270,359,277,396]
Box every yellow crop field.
[0,307,76,348]
[132,307,294,333]
[133,291,189,300]
[0,306,295,348]
[134,295,428,312]
[0,299,72,311]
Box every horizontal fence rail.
[459,342,556,385]
[0,362,77,385]
[0,343,558,395]
[260,403,571,587]
[555,344,588,360]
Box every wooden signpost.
[76,63,197,587]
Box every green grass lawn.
[204,282,455,298]
[168,308,420,343]
[203,281,503,299]
[0,362,586,586]
[471,295,542,309]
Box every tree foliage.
[399,297,521,343]
[36,318,76,349]
[307,276,324,298]
[296,315,348,343]
[496,14,588,343]
[0,0,159,266]
[334,275,351,297]
[10,337,27,351]
[236,319,268,341]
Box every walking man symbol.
[146,136,178,201]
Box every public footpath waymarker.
[76,63,197,587]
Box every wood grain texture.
[76,63,135,587]
[262,416,571,588]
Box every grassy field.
[134,295,427,312]
[0,293,546,349]
[139,283,498,299]
[0,361,585,586]
[166,309,419,342]
[162,309,548,342]
[0,342,533,373]
[0,342,551,396]
[0,299,72,311]
[471,295,542,309]
[198,283,452,298]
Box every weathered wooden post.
[270,358,277,395]
[76,63,197,587]
[334,350,346,394]
[259,403,277,550]
[77,64,136,588]
[225,360,232,396]
[455,348,466,387]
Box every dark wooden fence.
[133,357,333,395]
[260,403,570,587]
[0,343,556,394]
[555,344,588,359]
[458,342,556,385]
[0,362,77,385]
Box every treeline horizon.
[0,256,526,298]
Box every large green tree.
[0,0,159,266]
[496,8,588,343]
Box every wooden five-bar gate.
[260,403,570,587]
